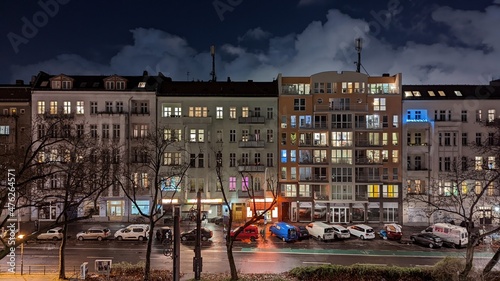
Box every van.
[306,222,335,241]
[422,223,468,248]
[269,222,298,242]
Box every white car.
[37,227,63,240]
[331,224,351,239]
[347,224,375,240]
[114,226,149,241]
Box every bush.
[431,257,464,281]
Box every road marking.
[356,263,388,267]
[303,261,331,265]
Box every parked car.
[269,222,298,242]
[347,224,376,240]
[378,223,403,240]
[410,233,443,248]
[230,225,259,241]
[180,227,213,241]
[76,227,110,241]
[294,225,310,240]
[330,224,351,239]
[314,208,327,219]
[37,227,63,240]
[208,216,223,225]
[114,225,149,241]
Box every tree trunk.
[143,219,155,281]
[227,239,238,281]
[482,246,500,276]
[459,238,476,281]
[58,220,68,279]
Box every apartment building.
[277,71,403,223]
[0,81,31,153]
[157,80,279,222]
[30,71,162,222]
[403,81,500,226]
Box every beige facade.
[278,71,403,223]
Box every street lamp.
[17,234,24,275]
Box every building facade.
[402,81,500,226]
[157,80,279,222]
[277,71,403,224]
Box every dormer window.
[50,75,73,89]
[104,75,127,90]
[51,81,61,89]
[62,80,72,89]
[105,81,115,90]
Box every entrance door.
[332,207,349,223]
[281,202,290,222]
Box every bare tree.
[0,115,119,280]
[118,125,189,281]
[406,147,500,280]
[214,149,278,281]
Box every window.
[49,101,58,114]
[229,177,237,191]
[462,133,468,146]
[229,107,236,119]
[90,101,98,114]
[241,153,249,165]
[392,133,398,145]
[488,133,495,146]
[475,156,483,170]
[267,153,274,167]
[198,153,204,168]
[476,110,482,122]
[113,124,120,139]
[216,107,223,119]
[392,115,398,127]
[102,124,109,139]
[281,184,296,197]
[382,185,398,198]
[229,130,236,142]
[63,101,71,114]
[76,124,84,138]
[392,150,398,163]
[242,107,249,117]
[216,130,223,142]
[373,98,386,111]
[331,168,352,182]
[116,101,123,113]
[267,107,273,119]
[189,106,208,117]
[164,129,182,141]
[90,125,97,138]
[444,157,451,171]
[368,184,379,198]
[37,101,45,114]
[331,149,352,164]
[267,129,273,142]
[299,184,311,197]
[163,152,181,165]
[190,154,196,167]
[461,110,467,122]
[280,150,287,163]
[229,153,236,167]
[488,109,495,123]
[294,98,306,111]
[241,129,249,142]
[74,101,84,114]
[331,132,352,147]
[105,101,113,113]
[332,185,352,200]
[254,153,261,165]
[476,133,482,146]
[242,176,249,191]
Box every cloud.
[10,5,500,84]
[237,27,272,42]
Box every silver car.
[37,227,63,240]
[76,227,110,241]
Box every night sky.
[1,0,499,84]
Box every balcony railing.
[355,158,384,165]
[315,104,368,112]
[238,140,265,148]
[355,175,381,182]
[238,164,266,172]
[238,116,265,124]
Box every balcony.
[314,192,329,200]
[238,140,265,148]
[238,116,265,124]
[314,104,368,112]
[355,140,383,147]
[237,190,264,198]
[299,175,328,182]
[355,157,384,165]
[355,175,381,182]
[238,164,266,172]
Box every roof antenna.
[210,45,217,82]
[355,38,362,73]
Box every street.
[1,221,497,276]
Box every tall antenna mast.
[210,45,216,82]
[355,38,362,73]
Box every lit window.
[428,91,435,96]
[454,91,462,96]
[438,91,445,96]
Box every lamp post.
[17,234,24,275]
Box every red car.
[379,223,403,240]
[230,225,259,241]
